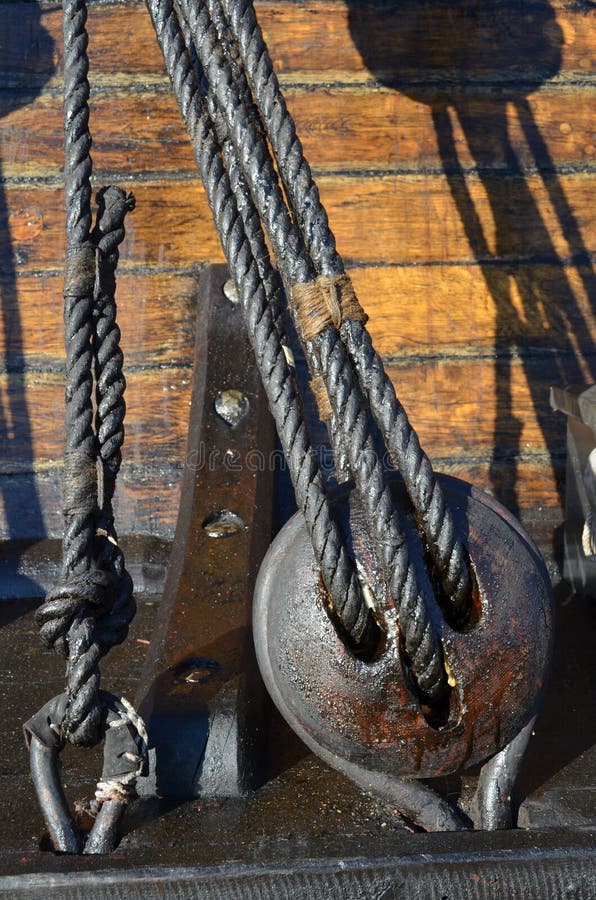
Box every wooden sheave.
[0,0,594,542]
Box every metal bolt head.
[223,278,239,305]
[202,509,246,538]
[214,389,249,427]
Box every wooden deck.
[0,0,594,540]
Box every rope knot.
[37,569,118,657]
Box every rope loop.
[24,691,148,854]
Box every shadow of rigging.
[346,0,595,518]
[0,4,55,605]
[346,0,596,807]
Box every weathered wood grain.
[352,263,595,360]
[0,456,562,541]
[1,86,595,180]
[0,272,197,369]
[1,263,592,369]
[0,354,582,470]
[1,173,592,272]
[0,466,183,539]
[0,368,193,471]
[0,1,593,88]
[0,0,593,540]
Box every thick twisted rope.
[91,186,137,652]
[196,0,352,479]
[34,3,138,746]
[146,0,374,645]
[316,328,446,699]
[219,0,472,619]
[171,0,448,696]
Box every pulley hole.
[318,572,385,662]
[398,635,462,731]
[427,552,482,633]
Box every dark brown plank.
[0,272,196,370]
[0,455,563,542]
[0,466,183,540]
[0,367,192,469]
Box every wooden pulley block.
[253,474,554,830]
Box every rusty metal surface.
[254,476,553,786]
[134,264,276,800]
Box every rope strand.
[146,0,374,643]
[219,0,472,618]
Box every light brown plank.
[1,86,595,180]
[1,2,592,87]
[2,263,592,369]
[351,263,596,360]
[1,172,592,271]
[383,355,571,462]
[0,272,197,369]
[0,368,192,471]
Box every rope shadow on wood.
[346,0,596,519]
[0,4,55,607]
[347,0,596,809]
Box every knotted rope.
[27,0,146,853]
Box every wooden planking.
[384,355,572,461]
[262,1,595,86]
[287,87,596,173]
[1,86,595,180]
[351,263,596,361]
[1,264,593,369]
[0,466,183,539]
[1,173,593,272]
[0,0,593,540]
[0,272,197,370]
[0,456,562,541]
[0,354,582,469]
[0,368,193,471]
[0,181,224,271]
[0,1,593,87]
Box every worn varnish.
[0,0,594,539]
